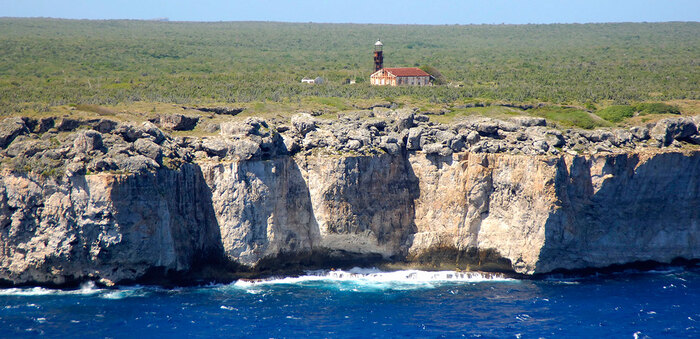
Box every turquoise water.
[1,267,698,338]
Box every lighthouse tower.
[373,40,383,72]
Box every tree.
[420,65,447,85]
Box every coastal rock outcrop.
[0,166,221,286]
[0,112,698,285]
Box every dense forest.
[0,19,698,116]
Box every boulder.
[361,119,387,132]
[113,123,147,142]
[651,117,698,146]
[232,139,262,160]
[159,114,199,131]
[614,129,633,146]
[5,137,48,158]
[414,114,430,123]
[379,141,401,155]
[87,157,117,172]
[302,131,323,149]
[629,126,650,141]
[584,130,614,143]
[450,138,466,152]
[140,122,166,144]
[465,130,480,145]
[201,138,230,157]
[544,130,565,148]
[372,107,392,116]
[89,119,119,133]
[348,128,372,146]
[337,110,373,121]
[36,117,56,133]
[65,162,86,176]
[381,135,398,144]
[472,120,499,135]
[393,109,415,131]
[291,113,317,136]
[435,130,457,146]
[532,140,549,153]
[73,130,104,153]
[55,118,82,131]
[221,118,267,137]
[423,142,452,156]
[133,139,163,162]
[513,117,546,127]
[497,121,518,132]
[199,122,220,133]
[0,117,29,148]
[406,127,423,150]
[112,154,159,173]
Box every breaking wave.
[0,281,151,299]
[231,268,516,291]
[0,281,102,296]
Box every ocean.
[1,266,698,338]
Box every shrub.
[420,65,447,85]
[632,102,680,115]
[531,106,605,129]
[596,105,635,122]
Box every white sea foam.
[232,268,515,291]
[0,287,58,296]
[0,282,101,296]
[0,281,151,299]
[99,288,149,300]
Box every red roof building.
[370,67,431,86]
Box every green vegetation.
[419,65,446,85]
[530,106,608,129]
[305,97,352,111]
[596,102,681,122]
[0,19,698,124]
[596,105,636,122]
[429,106,516,124]
[633,102,681,115]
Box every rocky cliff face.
[0,166,221,285]
[0,112,699,285]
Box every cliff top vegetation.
[0,18,698,129]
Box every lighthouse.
[373,40,383,72]
[369,39,431,86]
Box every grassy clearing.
[429,106,521,124]
[530,106,610,129]
[595,102,682,124]
[596,105,636,123]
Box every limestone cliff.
[197,149,700,276]
[0,165,221,285]
[0,113,699,285]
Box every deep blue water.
[1,267,699,338]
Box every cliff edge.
[0,111,698,285]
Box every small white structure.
[301,77,324,84]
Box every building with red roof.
[369,40,431,86]
[370,67,431,86]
